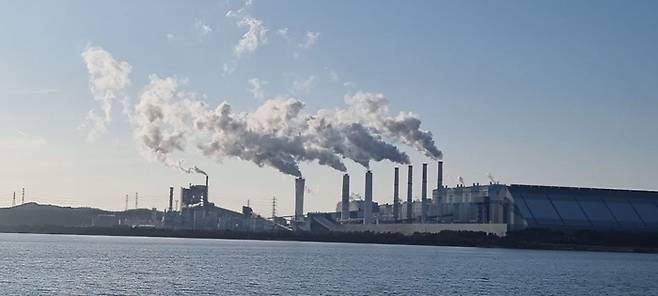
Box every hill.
[0,203,159,227]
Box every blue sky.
[1,0,657,215]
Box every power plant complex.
[152,161,658,236]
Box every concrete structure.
[164,176,281,232]
[175,203,275,232]
[406,165,413,222]
[364,170,373,224]
[336,199,381,223]
[432,183,509,224]
[431,183,658,233]
[295,177,305,222]
[165,160,658,236]
[180,185,207,207]
[327,160,658,235]
[168,187,174,212]
[436,161,442,191]
[393,167,400,222]
[341,174,350,221]
[421,163,428,223]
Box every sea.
[0,233,656,295]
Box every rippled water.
[0,233,656,295]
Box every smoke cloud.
[79,47,442,177]
[81,45,132,141]
[131,76,441,177]
[342,92,442,160]
[179,163,207,176]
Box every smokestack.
[407,165,413,222]
[393,167,400,222]
[341,174,350,222]
[294,177,305,221]
[364,170,373,224]
[437,161,443,190]
[204,175,209,208]
[169,187,174,212]
[422,163,428,223]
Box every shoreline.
[1,225,657,254]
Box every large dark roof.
[507,184,658,231]
[509,184,658,198]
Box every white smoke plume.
[132,76,441,177]
[330,91,442,160]
[81,45,132,141]
[179,162,208,176]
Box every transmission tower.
[125,194,129,211]
[271,196,277,219]
[21,188,24,204]
[12,192,16,207]
[135,192,139,209]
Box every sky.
[1,0,657,216]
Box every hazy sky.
[1,0,657,216]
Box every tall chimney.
[364,170,373,224]
[393,167,400,222]
[204,175,209,208]
[341,174,350,222]
[169,187,174,212]
[294,177,305,221]
[422,163,428,223]
[437,161,443,190]
[407,165,413,222]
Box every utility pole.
[125,194,129,211]
[21,188,25,204]
[271,196,277,219]
[135,192,139,209]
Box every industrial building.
[134,159,658,236]
[302,161,658,236]
[162,175,281,232]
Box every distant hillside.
[0,203,160,227]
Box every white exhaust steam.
[81,45,132,141]
[82,47,442,177]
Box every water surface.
[0,233,656,295]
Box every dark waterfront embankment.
[1,225,657,253]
